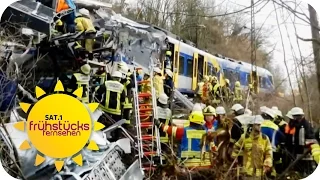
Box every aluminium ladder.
[132,61,162,172]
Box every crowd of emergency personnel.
[49,7,320,179]
[195,75,246,106]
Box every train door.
[198,54,205,80]
[172,43,180,88]
[250,70,259,93]
[192,52,198,90]
[204,56,208,76]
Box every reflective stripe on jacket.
[73,73,90,103]
[179,127,206,158]
[123,78,133,109]
[232,133,273,177]
[99,80,124,115]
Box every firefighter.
[141,72,151,93]
[95,71,126,124]
[232,115,273,179]
[230,104,246,144]
[289,107,314,174]
[233,81,243,103]
[222,79,232,103]
[153,67,164,98]
[67,64,91,103]
[155,111,211,167]
[75,8,96,60]
[164,69,174,98]
[195,76,208,103]
[157,93,172,145]
[260,107,282,177]
[216,106,228,129]
[120,66,133,126]
[211,76,221,106]
[203,106,217,132]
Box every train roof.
[167,36,273,77]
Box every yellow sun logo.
[14,80,105,172]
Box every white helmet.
[165,69,173,78]
[250,115,264,125]
[154,67,162,74]
[290,107,304,115]
[271,106,279,111]
[192,103,203,112]
[244,109,252,115]
[231,104,244,112]
[261,107,276,119]
[80,64,91,75]
[216,106,226,115]
[260,106,268,113]
[111,71,122,78]
[79,8,90,17]
[275,110,283,117]
[286,110,293,119]
[118,62,129,75]
[158,93,168,105]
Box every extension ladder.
[133,62,162,172]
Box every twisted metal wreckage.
[0,0,195,179]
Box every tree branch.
[296,35,320,45]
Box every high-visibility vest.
[99,80,124,115]
[94,72,106,85]
[73,73,90,103]
[157,106,172,143]
[180,127,206,158]
[123,77,133,109]
[285,125,296,135]
[179,127,211,167]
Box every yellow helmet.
[235,81,241,87]
[203,106,216,116]
[189,111,204,125]
[166,51,172,56]
[225,79,230,84]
